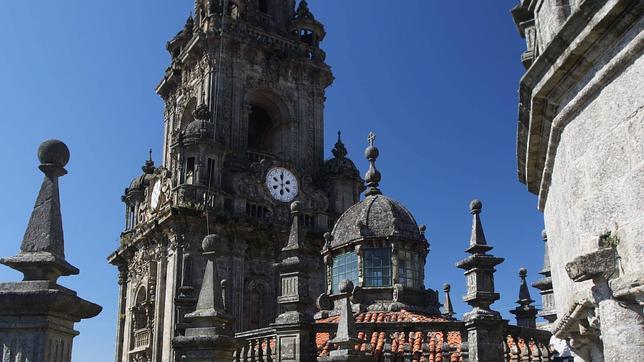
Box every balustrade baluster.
[520,337,531,361]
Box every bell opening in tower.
[247,104,275,156]
[258,0,269,14]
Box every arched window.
[133,287,147,331]
[331,251,358,293]
[228,2,240,19]
[258,0,269,13]
[247,104,274,153]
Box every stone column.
[172,234,236,361]
[455,200,505,362]
[0,140,102,362]
[273,201,316,361]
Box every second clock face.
[265,167,299,203]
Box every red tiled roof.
[316,310,451,324]
[315,310,464,360]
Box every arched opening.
[258,0,269,13]
[247,104,275,154]
[132,287,148,331]
[228,1,240,19]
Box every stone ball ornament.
[290,200,301,213]
[38,139,70,168]
[202,234,221,253]
[519,267,528,278]
[443,283,451,292]
[364,145,379,160]
[338,279,354,294]
[469,199,482,213]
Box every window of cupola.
[331,251,358,293]
[363,248,392,287]
[398,250,421,288]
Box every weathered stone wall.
[543,38,643,318]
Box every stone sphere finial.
[541,229,548,241]
[469,199,482,214]
[290,200,301,213]
[419,224,427,235]
[202,234,221,253]
[38,139,70,168]
[323,232,333,242]
[364,145,379,160]
[519,267,527,278]
[443,283,451,292]
[338,279,354,294]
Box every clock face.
[150,180,161,209]
[265,167,299,202]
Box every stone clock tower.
[108,1,363,361]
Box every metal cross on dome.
[368,131,376,146]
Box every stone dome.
[184,120,214,138]
[323,157,360,178]
[329,194,423,249]
[127,173,154,193]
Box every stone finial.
[193,103,212,122]
[517,268,534,305]
[295,0,315,20]
[511,268,538,329]
[173,234,235,358]
[0,140,80,282]
[364,132,382,196]
[443,283,455,319]
[188,234,229,322]
[467,199,492,254]
[284,201,304,251]
[142,148,155,174]
[329,280,361,351]
[532,229,557,324]
[456,199,504,320]
[540,229,551,274]
[332,130,348,159]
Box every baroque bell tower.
[109,1,363,361]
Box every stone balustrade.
[234,327,277,362]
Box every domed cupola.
[123,151,157,231]
[319,133,437,314]
[289,0,326,47]
[322,131,364,216]
[183,104,215,141]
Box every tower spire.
[332,130,348,159]
[142,148,155,174]
[364,131,382,196]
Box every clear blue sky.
[0,1,544,360]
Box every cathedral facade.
[108,1,362,361]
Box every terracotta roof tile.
[315,310,463,358]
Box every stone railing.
[503,325,551,361]
[234,327,277,362]
[174,184,217,210]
